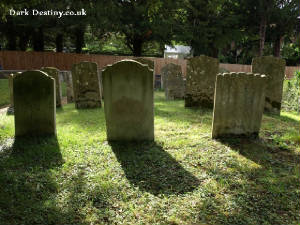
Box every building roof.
[164,45,191,54]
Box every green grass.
[0,80,67,108]
[0,92,299,225]
[0,79,10,107]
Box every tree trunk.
[56,33,63,52]
[5,18,17,50]
[7,33,17,50]
[75,28,84,53]
[259,15,267,56]
[33,28,44,51]
[132,41,143,56]
[18,32,30,51]
[210,44,219,58]
[132,37,143,56]
[273,36,282,57]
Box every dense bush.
[282,71,300,112]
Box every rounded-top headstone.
[13,70,56,137]
[102,59,154,141]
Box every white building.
[164,45,192,59]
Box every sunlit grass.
[0,91,299,225]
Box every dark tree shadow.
[109,141,200,196]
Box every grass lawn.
[0,79,67,108]
[0,79,10,108]
[0,92,299,225]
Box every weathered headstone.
[7,73,16,114]
[13,70,56,137]
[41,67,62,107]
[98,70,104,99]
[71,62,102,109]
[62,71,74,103]
[212,72,267,138]
[185,55,219,108]
[102,60,154,141]
[252,56,286,115]
[8,73,14,106]
[161,63,185,100]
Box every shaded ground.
[0,92,299,225]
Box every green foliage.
[282,71,300,112]
[282,42,300,66]
[0,92,299,224]
[178,0,243,57]
[0,79,9,107]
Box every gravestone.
[7,73,16,114]
[41,67,62,107]
[14,70,56,137]
[8,73,14,106]
[62,71,74,103]
[252,56,286,115]
[71,62,101,109]
[212,72,267,138]
[102,60,154,141]
[161,63,185,100]
[98,70,104,99]
[185,55,219,108]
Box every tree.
[268,0,299,57]
[99,0,180,56]
[177,0,243,58]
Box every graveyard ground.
[0,92,299,225]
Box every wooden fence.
[0,51,298,78]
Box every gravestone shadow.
[109,141,200,196]
[0,136,106,224]
[209,136,300,224]
[216,136,299,169]
[266,112,300,124]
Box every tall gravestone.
[41,67,62,107]
[66,72,74,103]
[161,63,185,100]
[6,73,19,114]
[8,74,14,107]
[102,60,154,141]
[252,56,286,115]
[212,72,267,138]
[60,71,74,103]
[185,55,219,108]
[14,70,56,137]
[71,62,102,109]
